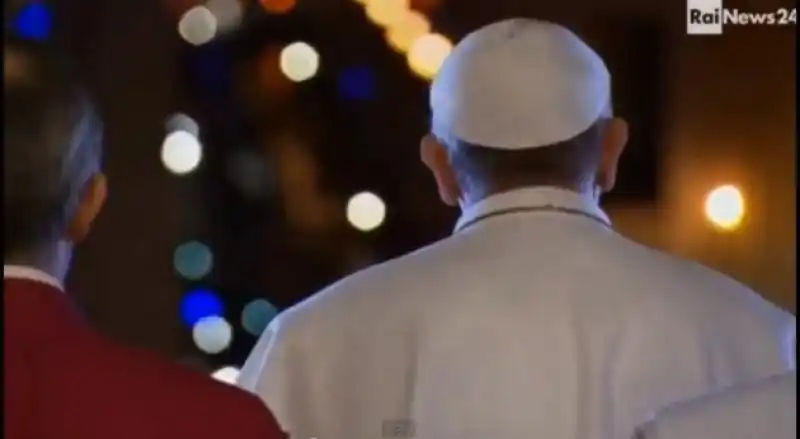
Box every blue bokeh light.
[12,2,53,41]
[180,289,224,327]
[337,66,377,101]
[173,241,214,280]
[241,299,279,336]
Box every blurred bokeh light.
[366,0,410,28]
[178,6,218,46]
[259,0,297,14]
[386,10,431,53]
[161,130,203,175]
[279,42,320,82]
[180,289,224,327]
[192,316,233,354]
[211,366,241,384]
[241,299,279,336]
[346,191,387,232]
[173,241,214,280]
[205,0,244,32]
[165,113,200,138]
[407,33,452,80]
[11,1,53,41]
[338,66,377,101]
[704,184,746,231]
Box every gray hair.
[3,38,103,256]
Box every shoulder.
[618,239,793,325]
[640,372,796,439]
[275,238,458,337]
[96,341,284,436]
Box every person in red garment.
[3,38,287,439]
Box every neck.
[462,180,599,210]
[4,241,73,284]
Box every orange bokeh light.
[256,45,293,97]
[259,0,296,14]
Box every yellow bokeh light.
[704,184,746,231]
[386,10,431,53]
[407,33,452,80]
[366,0,410,28]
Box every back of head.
[4,36,103,259]
[425,19,627,200]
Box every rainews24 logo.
[687,0,796,34]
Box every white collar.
[454,186,612,233]
[3,265,64,291]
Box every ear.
[598,117,629,193]
[67,173,108,243]
[420,134,461,207]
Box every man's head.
[421,19,628,207]
[4,37,106,265]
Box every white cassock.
[634,372,796,439]
[237,187,796,439]
[237,19,796,439]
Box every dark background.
[14,0,794,370]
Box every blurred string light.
[366,0,410,28]
[173,241,214,280]
[352,0,449,80]
[180,288,224,327]
[279,42,320,82]
[704,184,746,231]
[338,66,377,101]
[386,10,431,53]
[259,0,296,14]
[11,1,53,41]
[205,0,244,32]
[241,299,278,336]
[346,191,386,232]
[178,5,218,46]
[192,316,233,354]
[407,33,452,80]
[211,366,240,384]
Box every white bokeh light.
[192,316,233,354]
[165,113,200,138]
[161,131,203,175]
[279,42,320,82]
[211,366,240,385]
[205,0,243,32]
[346,191,386,232]
[178,6,218,46]
[704,184,746,231]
